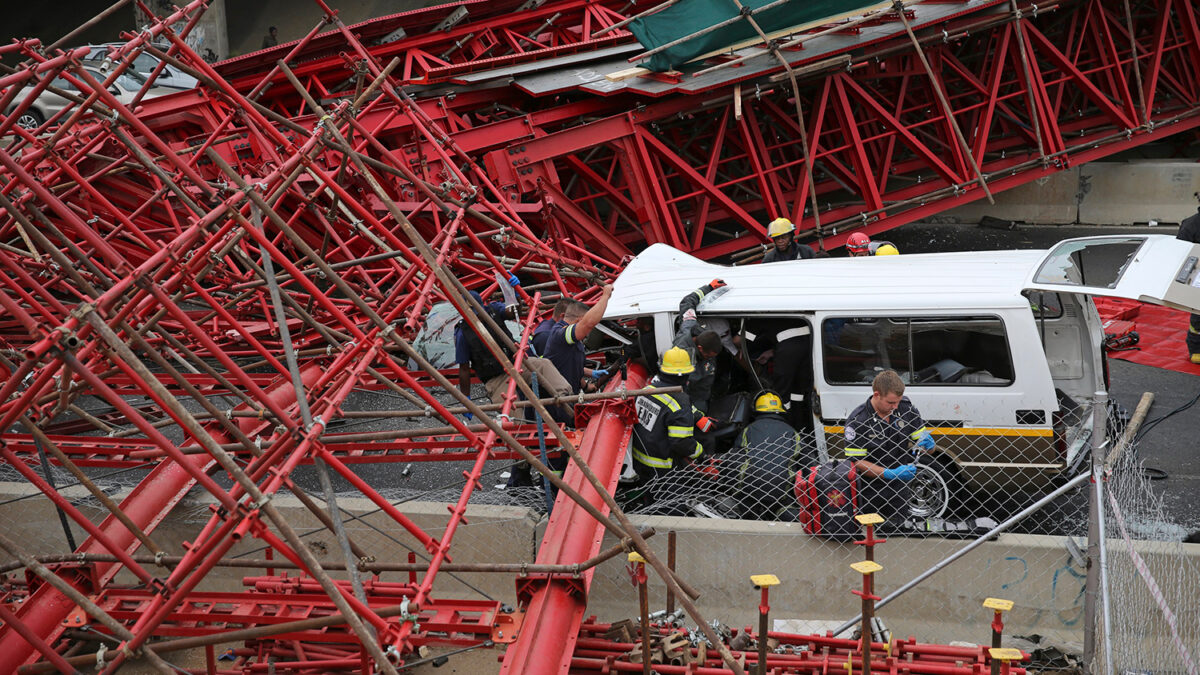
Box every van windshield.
[822,316,1014,386]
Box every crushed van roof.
[604,244,1049,319]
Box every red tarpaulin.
[1095,297,1200,376]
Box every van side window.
[1025,291,1064,319]
[822,316,1014,386]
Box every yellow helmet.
[754,391,785,413]
[659,346,695,375]
[767,217,794,238]
[875,244,899,256]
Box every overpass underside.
[0,0,1195,673]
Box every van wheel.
[909,462,950,520]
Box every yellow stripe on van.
[823,426,1053,438]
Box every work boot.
[1191,353,1200,364]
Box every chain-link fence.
[1096,423,1200,675]
[3,393,1198,672]
[566,394,1107,668]
[0,461,152,564]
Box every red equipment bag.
[795,460,859,540]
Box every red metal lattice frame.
[0,0,1195,673]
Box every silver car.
[82,43,200,91]
[4,66,178,131]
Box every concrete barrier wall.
[578,517,1095,647]
[3,484,1198,651]
[940,167,1081,224]
[940,161,1200,225]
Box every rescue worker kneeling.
[631,347,712,481]
[843,370,934,524]
[730,391,813,519]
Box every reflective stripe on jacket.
[632,384,701,468]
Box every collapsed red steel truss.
[0,0,1195,672]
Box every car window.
[822,316,1014,386]
[133,53,159,73]
[50,76,80,93]
[114,71,143,91]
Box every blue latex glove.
[462,411,474,422]
[915,430,935,451]
[882,464,917,481]
[592,368,609,378]
[508,274,521,287]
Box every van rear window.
[822,316,1014,386]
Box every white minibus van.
[604,235,1200,519]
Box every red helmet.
[847,232,870,253]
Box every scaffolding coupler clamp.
[399,596,419,625]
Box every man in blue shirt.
[531,298,570,356]
[543,284,614,394]
[843,369,935,523]
[454,291,573,423]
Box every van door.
[1023,235,1200,313]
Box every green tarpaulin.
[628,0,887,73]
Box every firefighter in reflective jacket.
[842,370,935,521]
[730,391,814,518]
[631,347,709,480]
[743,317,814,433]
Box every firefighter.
[631,347,711,481]
[843,369,936,522]
[743,318,814,433]
[631,316,660,378]
[1178,203,1200,362]
[846,232,899,257]
[674,280,729,413]
[762,217,815,263]
[729,391,813,518]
